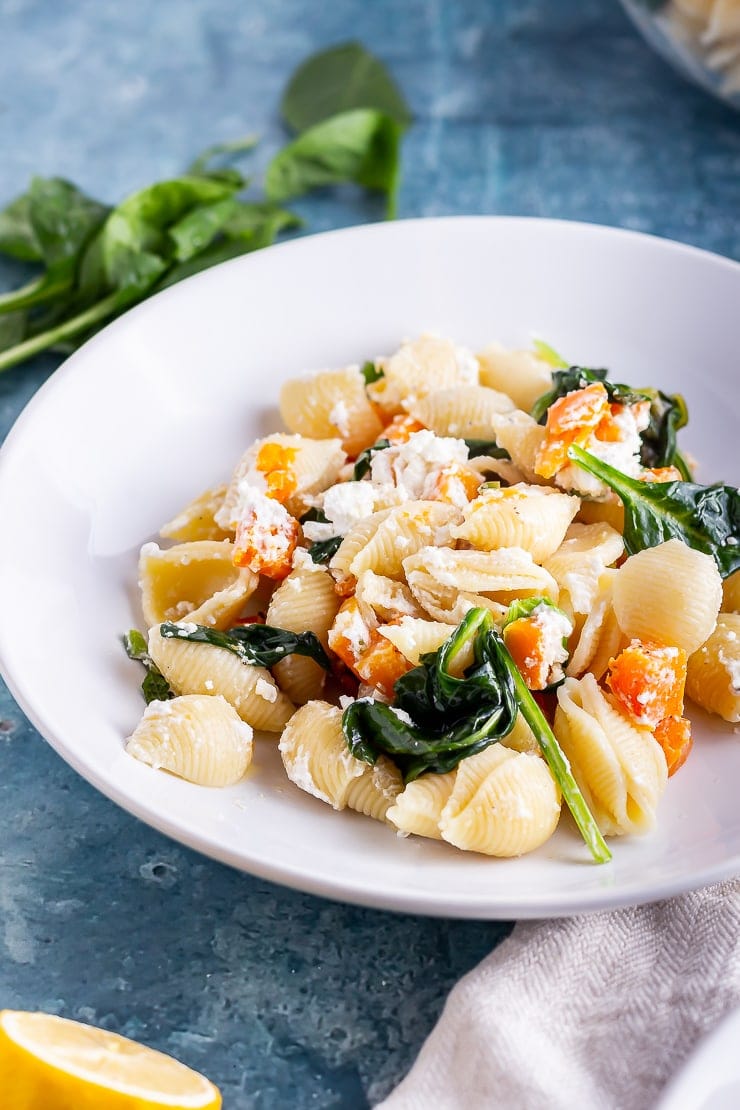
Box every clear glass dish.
[621,0,740,109]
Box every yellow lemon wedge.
[0,1010,222,1110]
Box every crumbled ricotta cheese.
[255,677,278,703]
[370,430,468,500]
[530,603,573,685]
[321,480,378,535]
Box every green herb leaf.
[352,437,391,480]
[159,620,331,670]
[343,609,518,779]
[343,607,610,862]
[640,389,692,477]
[0,192,42,261]
[530,366,648,424]
[463,438,511,460]
[361,359,384,385]
[280,42,411,134]
[308,536,343,563]
[299,507,329,525]
[502,596,561,629]
[265,109,404,218]
[532,339,569,369]
[187,134,258,177]
[569,445,740,578]
[123,629,174,705]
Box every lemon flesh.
[0,1010,222,1110]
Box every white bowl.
[1,216,739,919]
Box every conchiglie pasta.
[266,559,340,704]
[452,484,579,563]
[337,502,461,582]
[439,745,561,857]
[329,508,394,586]
[566,570,624,679]
[216,434,346,529]
[354,570,422,621]
[386,769,457,839]
[488,411,547,485]
[544,522,624,617]
[278,701,402,820]
[403,546,559,605]
[378,616,455,664]
[406,385,515,439]
[554,674,667,836]
[160,485,232,542]
[147,625,294,732]
[366,334,479,416]
[686,613,740,723]
[612,539,723,654]
[476,341,553,412]
[139,540,257,629]
[126,694,253,786]
[723,570,740,613]
[279,366,382,456]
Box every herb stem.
[0,273,69,315]
[503,646,612,864]
[0,291,122,373]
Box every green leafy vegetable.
[530,366,648,424]
[640,389,692,478]
[123,629,174,704]
[280,42,411,133]
[361,359,384,385]
[0,42,412,375]
[308,536,343,564]
[463,438,511,460]
[503,596,561,629]
[532,339,569,369]
[569,445,740,578]
[343,607,611,863]
[159,620,332,670]
[343,608,518,779]
[299,507,329,525]
[352,437,391,480]
[265,108,404,218]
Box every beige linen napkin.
[379,880,740,1110]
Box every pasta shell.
[440,745,561,857]
[476,341,553,412]
[346,502,461,580]
[367,334,479,415]
[344,755,404,822]
[139,540,257,629]
[147,625,294,732]
[407,385,515,439]
[386,769,457,839]
[488,411,547,484]
[452,483,579,563]
[723,570,740,613]
[160,485,232,542]
[686,613,740,723]
[554,674,667,836]
[544,522,624,616]
[612,539,722,654]
[377,617,455,664]
[266,560,340,704]
[126,694,253,786]
[403,546,559,604]
[279,366,382,455]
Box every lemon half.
[0,1010,222,1110]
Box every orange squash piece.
[534,382,611,478]
[654,715,693,776]
[426,463,481,506]
[606,639,687,729]
[254,442,298,504]
[503,617,549,691]
[233,504,298,579]
[382,414,426,444]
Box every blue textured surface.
[1,1,739,1105]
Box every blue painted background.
[1,1,739,1105]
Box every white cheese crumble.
[255,677,278,703]
[329,400,351,438]
[530,603,573,684]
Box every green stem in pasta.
[123,629,174,704]
[502,647,612,865]
[568,445,740,579]
[159,621,332,670]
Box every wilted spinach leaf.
[160,620,332,670]
[123,629,174,704]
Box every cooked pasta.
[686,613,740,723]
[123,332,738,868]
[612,539,723,654]
[126,694,253,786]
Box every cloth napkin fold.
[379,880,740,1110]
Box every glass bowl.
[621,0,740,109]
